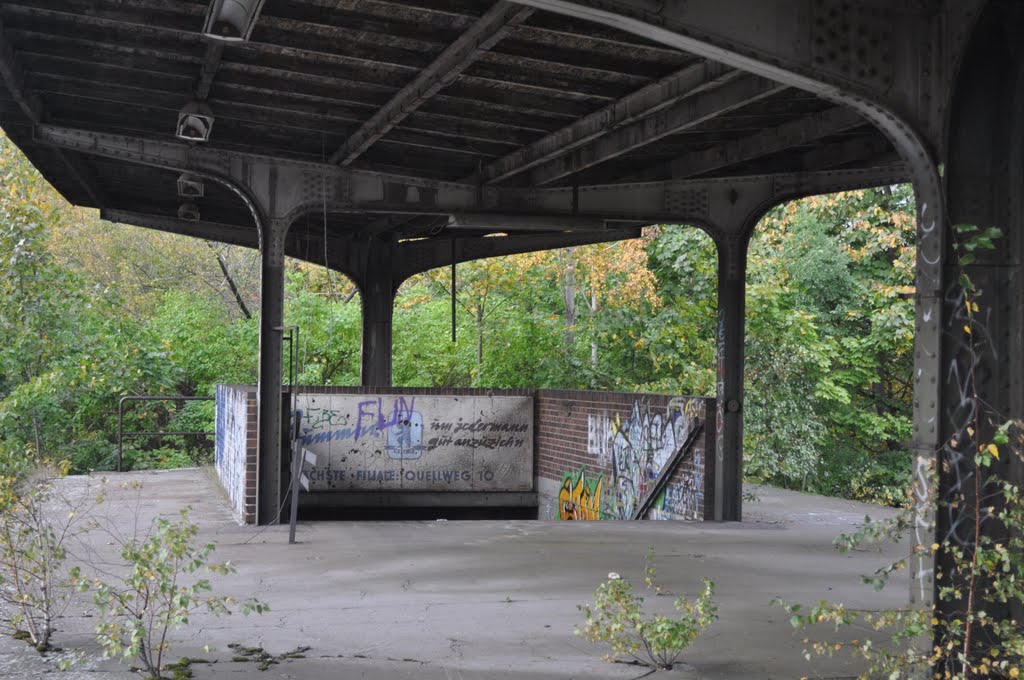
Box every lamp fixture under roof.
[176,100,215,142]
[177,173,205,198]
[202,0,266,42]
[178,203,201,221]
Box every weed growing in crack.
[0,462,101,653]
[81,505,268,679]
[577,549,717,670]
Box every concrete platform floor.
[1,469,913,679]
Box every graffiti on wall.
[649,451,705,521]
[587,416,612,467]
[563,397,703,520]
[214,385,248,518]
[559,468,603,520]
[295,393,533,492]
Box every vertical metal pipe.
[714,233,748,522]
[360,243,395,387]
[117,396,126,472]
[257,220,287,525]
[288,410,302,544]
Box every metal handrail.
[117,395,215,471]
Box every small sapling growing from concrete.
[0,462,99,652]
[577,549,717,670]
[84,506,268,679]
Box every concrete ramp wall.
[213,385,713,524]
[294,391,534,493]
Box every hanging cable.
[320,134,340,382]
[451,238,457,342]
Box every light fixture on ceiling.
[177,173,205,198]
[202,0,266,42]
[176,100,215,142]
[178,203,201,221]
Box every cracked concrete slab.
[0,469,907,679]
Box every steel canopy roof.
[0,0,904,241]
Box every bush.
[0,464,99,651]
[577,550,717,670]
[84,506,267,679]
[778,425,1024,680]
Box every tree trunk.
[208,241,252,319]
[874,352,886,416]
[476,301,484,368]
[589,275,598,371]
[562,247,576,350]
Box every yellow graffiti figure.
[559,468,603,520]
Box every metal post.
[714,233,748,522]
[908,183,944,608]
[288,410,303,544]
[360,244,395,387]
[117,398,124,472]
[257,219,287,525]
[928,12,1024,630]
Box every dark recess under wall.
[297,505,539,521]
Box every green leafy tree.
[632,227,718,396]
[743,187,916,501]
[0,133,180,474]
[392,278,477,387]
[284,267,360,386]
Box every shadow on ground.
[1,470,906,679]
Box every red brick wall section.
[244,392,257,524]
[536,390,715,521]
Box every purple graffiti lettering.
[354,397,417,441]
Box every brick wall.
[535,390,715,521]
[288,386,535,398]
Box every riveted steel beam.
[528,74,786,186]
[446,213,610,231]
[473,61,731,184]
[329,1,534,167]
[396,227,642,280]
[0,19,105,206]
[194,41,225,100]
[713,232,747,522]
[503,0,980,154]
[101,208,258,248]
[40,124,907,229]
[670,106,866,179]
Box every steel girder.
[37,124,907,231]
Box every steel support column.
[931,2,1024,638]
[256,218,288,525]
[359,242,397,387]
[714,233,748,522]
